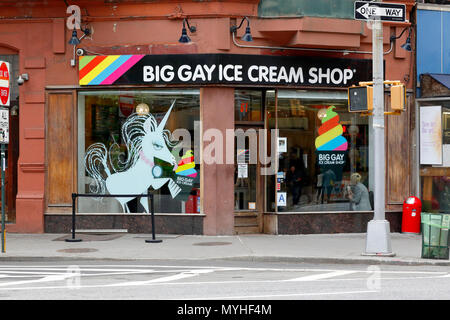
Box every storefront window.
[419,100,450,213]
[77,89,200,214]
[270,90,371,212]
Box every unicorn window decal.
[84,100,198,213]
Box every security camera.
[17,73,29,86]
[76,48,85,56]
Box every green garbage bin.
[421,212,450,259]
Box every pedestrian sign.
[0,108,9,144]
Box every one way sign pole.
[354,1,406,22]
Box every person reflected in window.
[287,164,304,206]
[321,168,336,203]
[348,172,372,211]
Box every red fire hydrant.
[402,196,422,234]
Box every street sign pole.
[1,143,5,253]
[364,7,394,256]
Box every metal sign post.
[362,0,396,256]
[1,144,5,253]
[0,107,8,253]
[0,60,10,254]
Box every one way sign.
[354,1,406,22]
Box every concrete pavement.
[0,232,449,266]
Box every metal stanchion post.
[146,192,162,243]
[66,193,82,242]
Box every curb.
[0,255,449,266]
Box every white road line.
[105,269,215,287]
[0,265,446,275]
[190,290,379,300]
[0,273,76,287]
[285,270,357,282]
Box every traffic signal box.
[348,86,373,112]
[390,84,406,111]
[348,82,405,114]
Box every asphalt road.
[0,259,448,301]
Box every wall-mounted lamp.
[178,18,196,43]
[17,73,29,86]
[68,26,91,46]
[390,27,412,52]
[401,31,412,52]
[69,25,91,67]
[230,17,253,42]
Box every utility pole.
[364,5,394,256]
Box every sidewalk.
[0,232,449,266]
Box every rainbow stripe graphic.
[175,150,197,178]
[79,55,144,85]
[315,106,348,151]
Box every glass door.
[234,90,264,233]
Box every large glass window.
[419,100,450,213]
[78,89,200,214]
[269,90,371,212]
[258,0,356,19]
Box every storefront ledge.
[274,211,402,234]
[44,212,205,216]
[44,213,204,234]
[270,210,374,215]
[265,211,402,215]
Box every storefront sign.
[277,192,287,206]
[0,61,10,107]
[79,54,372,87]
[420,106,442,165]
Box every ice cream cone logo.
[315,106,348,151]
[175,150,197,178]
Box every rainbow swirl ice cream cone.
[315,106,348,192]
[175,150,197,178]
[315,106,348,152]
[172,150,199,201]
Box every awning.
[428,73,450,89]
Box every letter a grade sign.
[354,1,406,22]
[0,61,10,107]
[277,192,287,207]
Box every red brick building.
[0,0,416,235]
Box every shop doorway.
[234,89,265,234]
[234,125,264,234]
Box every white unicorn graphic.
[84,100,182,213]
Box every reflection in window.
[78,89,200,214]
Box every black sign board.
[108,54,372,88]
[354,1,406,22]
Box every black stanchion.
[65,192,162,244]
[146,192,162,243]
[65,193,82,242]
